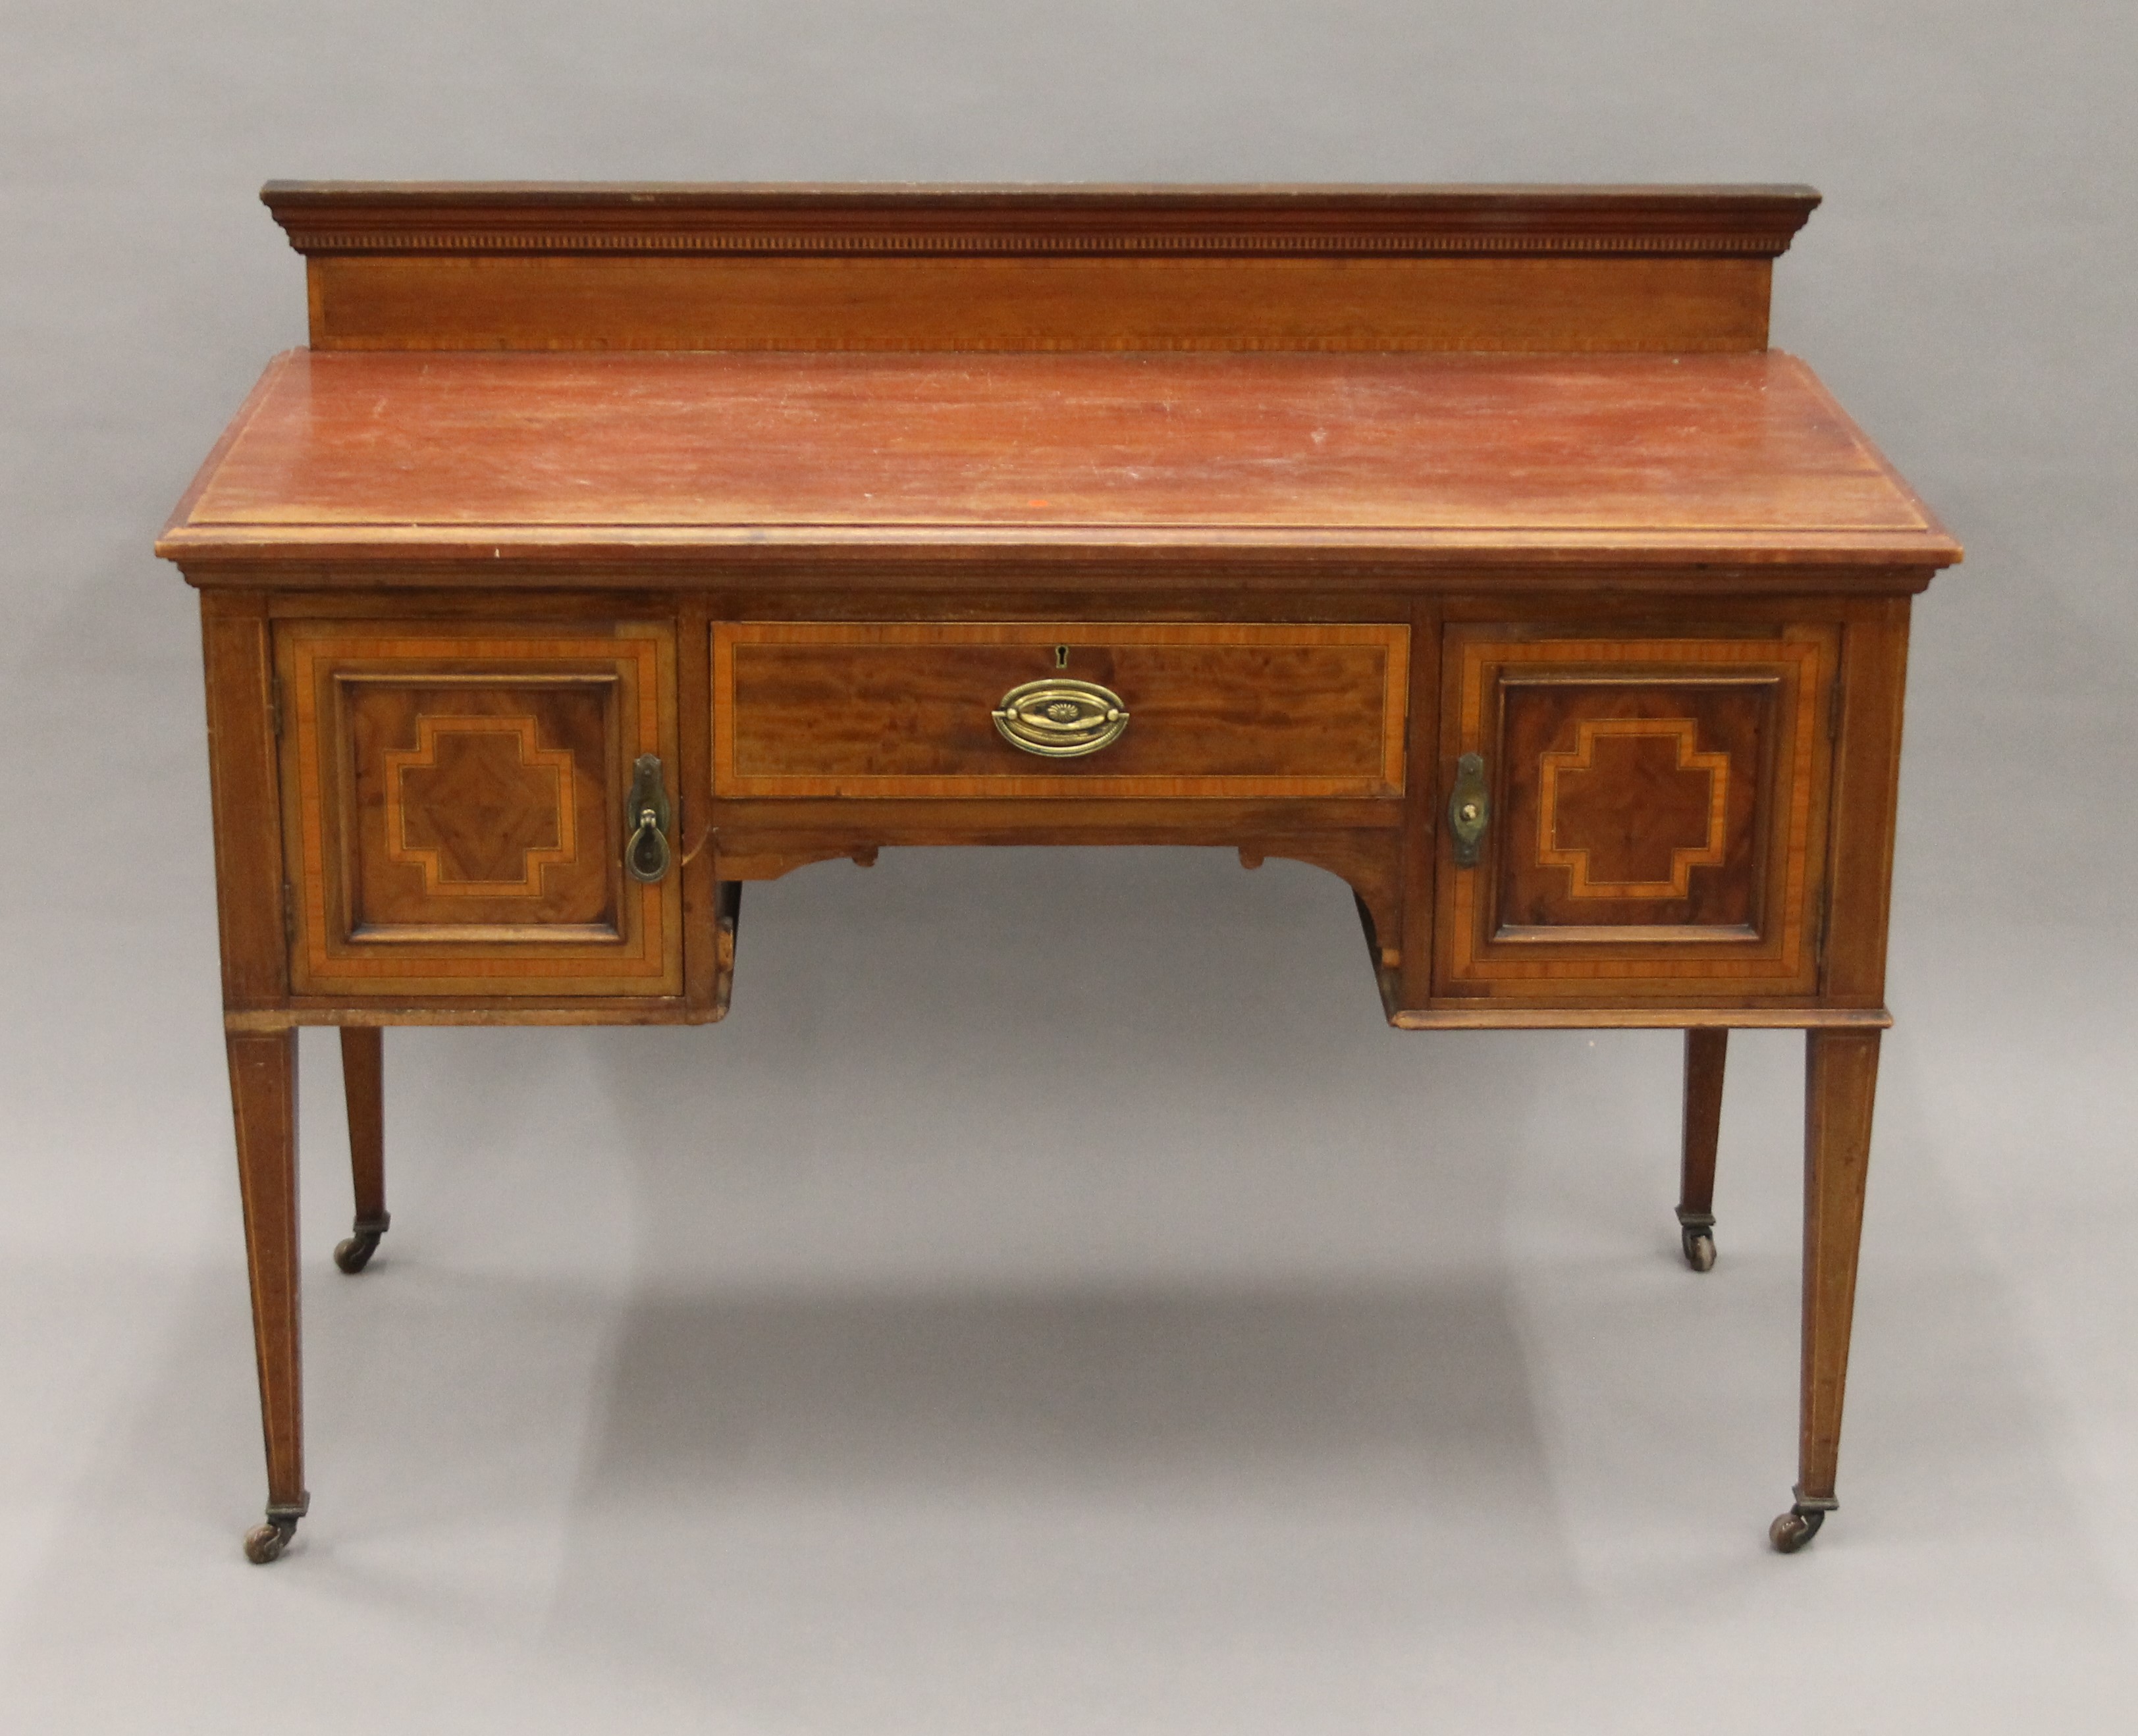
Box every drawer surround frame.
[234,589,1904,1024]
[712,619,1412,801]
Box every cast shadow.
[574,1273,1556,1506]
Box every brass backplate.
[992,678,1131,758]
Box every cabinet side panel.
[201,591,290,1007]
[677,596,722,1015]
[1397,600,1443,1005]
[1821,598,1912,1004]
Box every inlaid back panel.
[264,183,1817,354]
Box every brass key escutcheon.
[1449,752,1490,866]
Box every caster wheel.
[333,1232,381,1275]
[244,1518,296,1564]
[1682,1226,1717,1273]
[1769,1506,1826,1554]
[333,1214,388,1275]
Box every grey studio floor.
[4,842,2138,1733]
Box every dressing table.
[159,182,1960,1562]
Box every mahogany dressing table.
[158,182,1960,1564]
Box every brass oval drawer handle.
[992,678,1130,758]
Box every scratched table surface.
[161,349,1956,566]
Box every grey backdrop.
[3,3,2135,1731]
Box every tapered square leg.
[1677,1028,1726,1271]
[1772,1026,1881,1553]
[334,1026,389,1274]
[227,1028,307,1563]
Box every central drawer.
[712,622,1409,799]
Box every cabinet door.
[1434,625,1837,1002]
[280,623,680,998]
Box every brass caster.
[1769,1504,1828,1554]
[243,1514,300,1565]
[1676,1211,1717,1273]
[333,1234,379,1274]
[333,1213,390,1275]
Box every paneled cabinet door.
[277,622,681,998]
[1433,625,1839,1003]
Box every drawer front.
[712,622,1409,798]
[281,623,681,997]
[1433,625,1837,1000]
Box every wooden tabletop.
[160,348,1958,569]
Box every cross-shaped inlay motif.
[383,716,578,895]
[1536,718,1730,899]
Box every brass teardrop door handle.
[992,677,1130,758]
[1448,752,1490,866]
[624,753,674,883]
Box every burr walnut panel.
[713,622,1408,799]
[1505,683,1769,932]
[386,717,577,896]
[281,624,681,997]
[1436,628,1836,1001]
[356,686,605,922]
[1534,717,1733,901]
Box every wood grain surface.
[1509,689,1763,923]
[265,181,1815,355]
[281,623,682,996]
[1678,1028,1728,1228]
[302,255,1780,355]
[157,350,1958,568]
[1798,1028,1882,1504]
[1435,628,1834,999]
[226,1030,305,1515]
[261,180,1822,253]
[338,1026,386,1231]
[714,621,1407,799]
